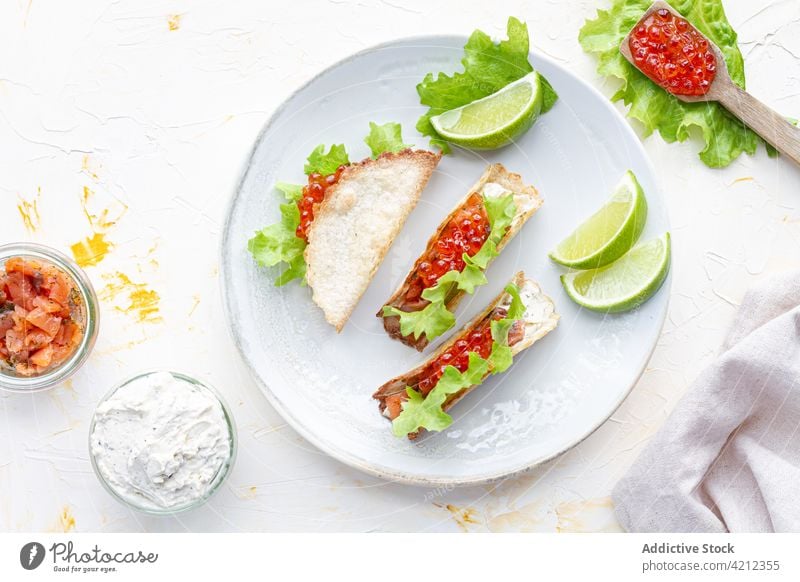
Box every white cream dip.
[90,371,232,511]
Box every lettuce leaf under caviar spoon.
[620,0,800,166]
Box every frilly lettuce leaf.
[365,122,411,158]
[392,283,525,436]
[304,144,350,175]
[382,300,456,342]
[392,352,489,437]
[248,189,307,286]
[417,17,558,152]
[579,0,773,168]
[383,192,516,341]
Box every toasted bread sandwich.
[374,272,558,439]
[380,164,542,350]
[305,149,440,331]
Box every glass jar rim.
[88,369,238,515]
[0,242,100,392]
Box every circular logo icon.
[20,542,46,570]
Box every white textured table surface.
[1,0,799,533]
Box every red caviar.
[382,308,522,420]
[416,312,501,396]
[295,165,347,242]
[404,193,490,303]
[629,8,716,96]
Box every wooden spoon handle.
[718,84,800,165]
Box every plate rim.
[219,33,671,487]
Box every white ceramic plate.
[221,36,670,486]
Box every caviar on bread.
[374,272,559,440]
[379,164,542,351]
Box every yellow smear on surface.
[435,503,480,532]
[71,232,112,268]
[231,485,258,501]
[17,189,41,232]
[81,186,126,231]
[188,294,201,317]
[101,272,162,324]
[70,186,127,268]
[81,154,100,181]
[167,14,181,30]
[58,506,76,532]
[555,496,620,533]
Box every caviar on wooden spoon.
[620,0,800,165]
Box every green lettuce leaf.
[416,17,558,152]
[579,0,772,168]
[391,283,526,436]
[247,185,307,286]
[382,192,517,341]
[275,182,303,203]
[382,301,456,342]
[304,144,350,175]
[392,353,490,437]
[364,121,411,158]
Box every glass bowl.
[0,242,100,392]
[88,370,237,515]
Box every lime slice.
[430,72,544,150]
[549,170,647,269]
[561,233,670,313]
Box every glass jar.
[89,370,237,515]
[0,242,99,392]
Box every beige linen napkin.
[613,270,800,532]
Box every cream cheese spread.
[90,371,232,511]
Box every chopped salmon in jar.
[0,257,85,376]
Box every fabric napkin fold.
[614,270,800,532]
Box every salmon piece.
[42,267,71,306]
[5,272,37,311]
[0,311,13,336]
[5,328,25,354]
[29,344,53,368]
[26,307,62,338]
[5,257,43,279]
[50,342,75,365]
[54,320,80,346]
[384,393,406,420]
[24,329,51,350]
[33,295,70,318]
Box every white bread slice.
[305,149,441,331]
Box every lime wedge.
[549,171,647,269]
[561,233,670,313]
[430,72,543,150]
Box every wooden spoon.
[620,0,800,165]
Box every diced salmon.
[5,257,42,278]
[41,267,71,306]
[54,320,79,346]
[384,393,407,420]
[2,256,83,376]
[24,329,51,350]
[29,344,54,368]
[50,343,75,364]
[5,328,25,354]
[5,272,37,311]
[33,295,70,318]
[0,311,13,336]
[26,307,62,338]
